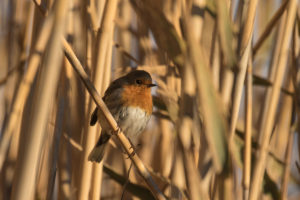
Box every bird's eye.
[136,79,142,84]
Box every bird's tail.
[88,144,107,162]
[88,131,110,162]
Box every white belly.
[117,106,151,145]
[97,105,151,145]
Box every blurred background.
[0,0,299,199]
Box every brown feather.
[121,85,153,115]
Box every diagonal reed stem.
[62,39,166,200]
[253,0,289,56]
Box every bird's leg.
[113,127,137,159]
[112,127,132,156]
[125,139,137,159]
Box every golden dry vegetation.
[0,0,300,199]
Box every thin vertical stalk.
[280,77,294,200]
[243,54,253,200]
[228,0,258,160]
[159,119,173,177]
[90,162,103,200]
[280,131,294,200]
[11,0,68,199]
[273,72,295,159]
[210,21,220,91]
[77,0,117,198]
[249,0,297,199]
[115,0,132,67]
[46,79,66,200]
[90,32,113,200]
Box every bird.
[88,70,156,162]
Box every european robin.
[88,70,156,162]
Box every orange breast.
[121,85,153,115]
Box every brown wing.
[90,76,125,126]
[103,76,125,98]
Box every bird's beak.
[147,83,157,87]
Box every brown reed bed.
[0,0,299,199]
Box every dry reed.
[0,0,299,199]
